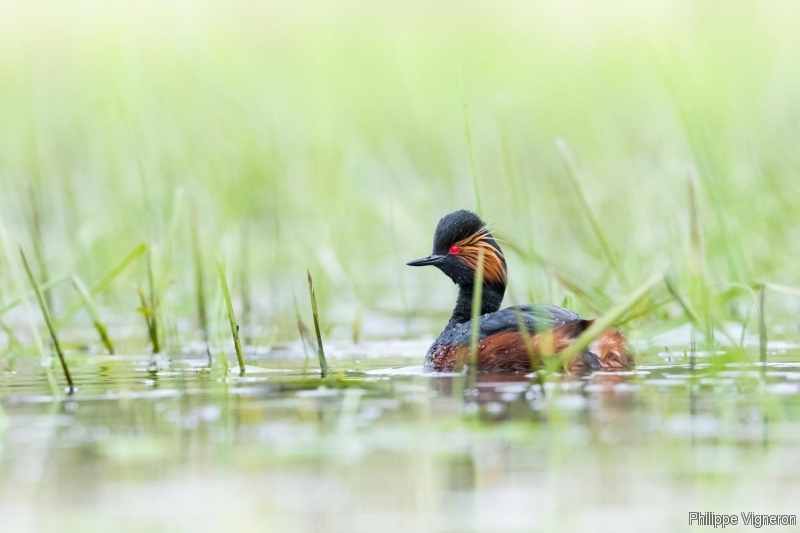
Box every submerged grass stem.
[20,248,74,394]
[217,262,245,374]
[146,248,161,353]
[70,275,115,354]
[137,286,159,353]
[307,270,329,377]
[292,286,311,369]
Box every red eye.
[449,245,461,255]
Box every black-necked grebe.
[407,210,632,373]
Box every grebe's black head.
[406,210,507,287]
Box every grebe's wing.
[477,304,590,337]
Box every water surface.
[2,342,800,532]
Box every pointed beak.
[406,254,445,267]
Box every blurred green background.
[1,0,799,346]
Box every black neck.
[448,283,505,326]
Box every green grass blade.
[721,282,760,349]
[665,276,739,347]
[292,285,311,368]
[24,185,53,311]
[561,293,576,312]
[190,204,208,341]
[468,249,485,381]
[615,297,674,326]
[500,238,548,266]
[94,243,149,295]
[20,248,74,394]
[758,284,767,364]
[547,267,610,315]
[56,242,147,327]
[0,215,58,396]
[217,262,245,374]
[556,138,629,289]
[307,270,329,377]
[686,167,713,344]
[669,86,748,283]
[137,286,158,353]
[351,307,363,345]
[0,274,70,317]
[511,304,538,372]
[240,223,252,345]
[503,240,611,314]
[687,167,706,278]
[146,247,161,353]
[664,276,703,325]
[70,275,115,355]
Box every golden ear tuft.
[453,227,507,285]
